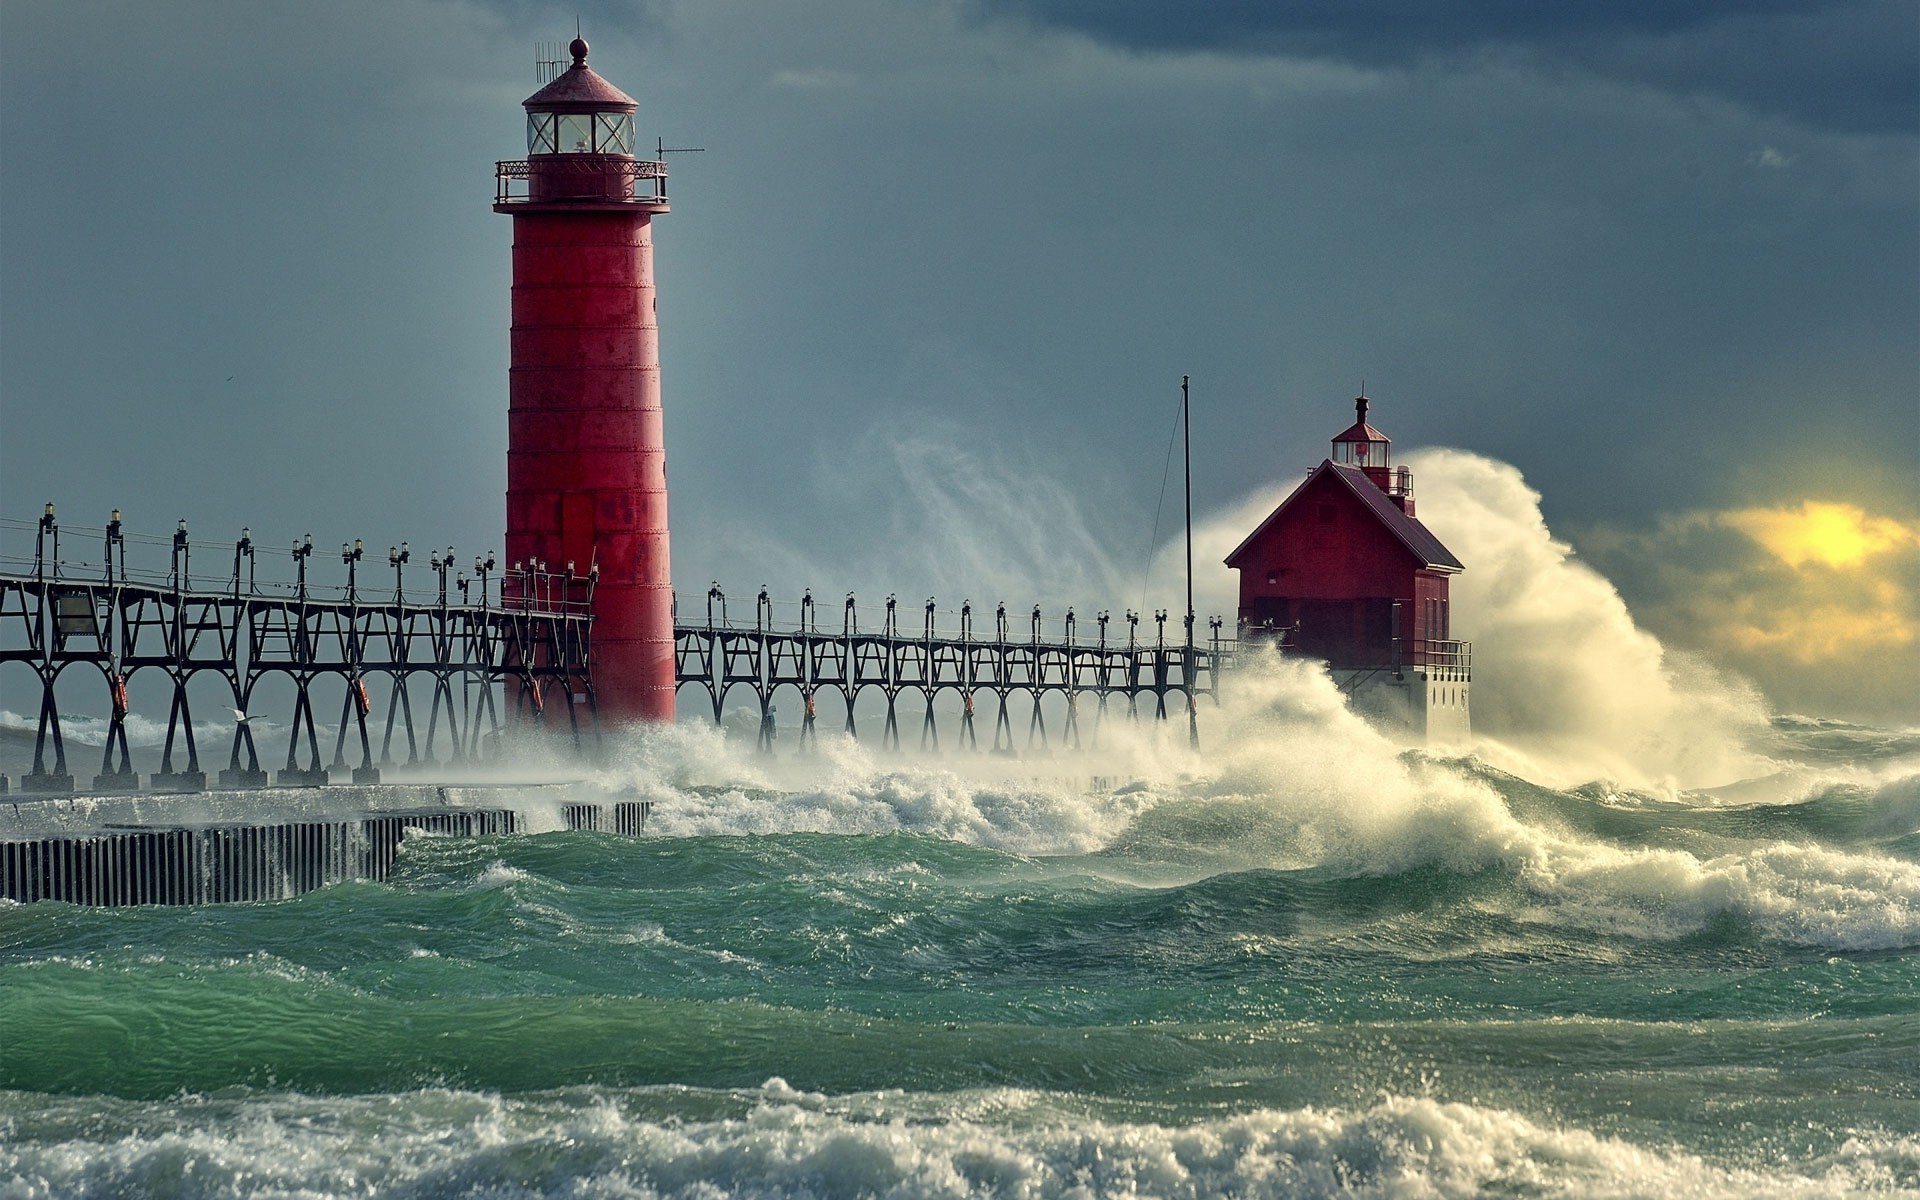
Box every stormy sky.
[2,0,1915,723]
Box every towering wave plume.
[1401,449,1770,791]
[1148,445,1768,790]
[731,423,1773,790]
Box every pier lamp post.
[342,539,364,600]
[474,553,495,609]
[1154,609,1168,648]
[292,534,314,599]
[1097,610,1110,651]
[432,549,453,605]
[105,510,124,586]
[171,519,190,592]
[233,528,255,598]
[996,602,1008,641]
[707,583,725,628]
[36,502,57,581]
[456,571,470,603]
[389,543,410,601]
[1125,610,1138,652]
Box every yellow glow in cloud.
[1722,500,1918,569]
[1723,581,1917,663]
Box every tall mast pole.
[1183,375,1199,749]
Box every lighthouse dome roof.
[523,40,638,113]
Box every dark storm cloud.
[973,0,1919,133]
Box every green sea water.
[3,681,1918,1198]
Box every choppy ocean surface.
[4,662,1917,1199]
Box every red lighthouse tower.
[1224,396,1471,740]
[495,39,674,722]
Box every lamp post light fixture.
[172,519,191,591]
[105,509,124,586]
[343,538,364,600]
[432,547,455,605]
[36,502,57,581]
[474,553,496,608]
[389,541,410,600]
[234,527,255,598]
[292,534,315,598]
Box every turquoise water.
[4,675,1918,1197]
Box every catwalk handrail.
[669,585,1238,752]
[0,526,596,787]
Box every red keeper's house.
[1224,395,1472,741]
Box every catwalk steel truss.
[2,515,1245,793]
[672,587,1235,753]
[0,520,594,793]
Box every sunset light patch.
[1722,501,1917,570]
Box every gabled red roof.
[1224,461,1463,571]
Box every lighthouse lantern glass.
[596,113,634,154]
[530,111,634,155]
[528,113,558,154]
[1334,437,1388,468]
[557,114,593,153]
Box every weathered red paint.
[497,40,675,722]
[1225,398,1462,669]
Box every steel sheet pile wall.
[0,802,651,905]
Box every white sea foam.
[1191,656,1920,950]
[471,860,531,890]
[0,706,247,751]
[553,650,1919,951]
[4,1085,1912,1199]
[571,719,1179,857]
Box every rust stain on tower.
[496,38,674,722]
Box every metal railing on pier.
[672,586,1236,753]
[0,512,593,794]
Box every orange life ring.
[528,679,544,714]
[962,690,975,716]
[804,692,817,719]
[352,677,372,717]
[110,674,129,718]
